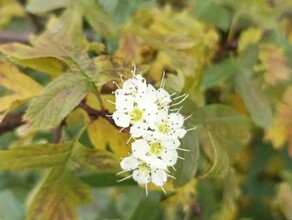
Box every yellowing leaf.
[26,166,92,220]
[0,61,42,96]
[264,117,287,149]
[274,183,292,220]
[87,117,131,157]
[0,142,73,170]
[258,44,290,85]
[0,0,24,27]
[26,0,67,14]
[73,142,121,173]
[238,28,262,53]
[24,73,89,129]
[0,61,43,121]
[86,93,116,113]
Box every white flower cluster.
[112,67,189,194]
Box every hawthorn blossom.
[112,66,190,195]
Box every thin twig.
[78,100,118,129]
[52,119,66,143]
[0,110,26,136]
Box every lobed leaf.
[24,72,89,129]
[73,142,121,173]
[192,104,251,178]
[87,117,131,157]
[0,142,73,170]
[26,166,92,220]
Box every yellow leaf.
[0,61,43,121]
[274,183,292,219]
[238,28,262,53]
[264,117,287,149]
[258,44,290,85]
[86,92,116,113]
[87,117,131,157]
[0,61,42,96]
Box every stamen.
[173,93,187,100]
[184,114,192,121]
[120,75,125,84]
[117,174,133,182]
[112,81,121,89]
[170,92,177,97]
[119,127,125,133]
[126,136,133,145]
[116,170,130,176]
[106,114,112,117]
[169,108,179,112]
[172,166,176,171]
[171,94,189,106]
[160,70,166,88]
[177,155,185,160]
[176,106,183,113]
[105,99,115,105]
[186,126,197,132]
[145,183,148,196]
[160,186,167,195]
[177,148,191,152]
[167,174,176,179]
[131,64,137,76]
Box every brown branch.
[78,100,118,129]
[52,119,66,143]
[0,30,31,43]
[0,110,26,136]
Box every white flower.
[113,67,191,194]
[153,112,187,139]
[120,154,168,194]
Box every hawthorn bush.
[0,0,291,219]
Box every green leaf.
[73,142,121,173]
[0,190,24,220]
[25,73,89,129]
[237,44,259,78]
[173,99,200,186]
[0,143,73,170]
[80,0,116,39]
[0,43,72,75]
[26,166,92,220]
[26,0,68,14]
[192,1,232,31]
[194,104,251,177]
[235,73,273,128]
[80,173,136,187]
[200,58,237,89]
[128,193,161,220]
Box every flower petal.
[168,113,184,128]
[113,111,131,127]
[132,139,150,159]
[133,169,150,184]
[161,149,178,166]
[130,122,148,138]
[161,138,180,149]
[120,155,140,170]
[151,168,167,186]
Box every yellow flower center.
[139,162,151,172]
[150,142,163,156]
[158,121,170,134]
[129,108,143,122]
